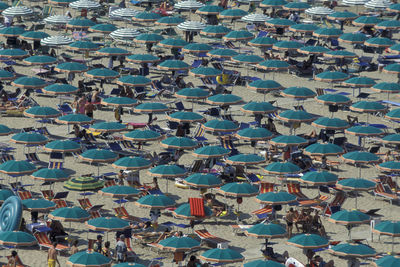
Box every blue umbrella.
[287,234,329,249]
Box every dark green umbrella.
[270,135,308,146]
[89,23,117,33]
[202,119,239,132]
[167,111,204,123]
[260,0,287,7]
[329,243,376,258]
[350,101,386,112]
[223,30,254,41]
[155,16,185,26]
[219,182,258,197]
[0,160,37,175]
[0,124,12,136]
[135,194,175,209]
[353,16,382,26]
[374,255,400,267]
[96,47,130,56]
[148,164,186,178]
[248,36,277,47]
[79,149,118,163]
[0,48,28,58]
[134,102,169,113]
[311,117,349,130]
[313,28,343,38]
[298,46,330,55]
[199,248,244,263]
[235,127,273,141]
[345,125,383,137]
[324,50,357,58]
[276,110,315,123]
[304,143,344,156]
[135,33,164,44]
[117,75,151,87]
[377,161,400,172]
[158,236,200,252]
[0,69,14,80]
[381,134,400,144]
[127,54,159,63]
[23,55,57,65]
[200,25,231,37]
[207,48,239,58]
[240,101,276,114]
[315,71,349,82]
[11,132,48,145]
[56,114,94,125]
[189,67,222,78]
[99,185,140,198]
[287,234,329,249]
[101,96,137,107]
[0,231,37,247]
[182,43,213,53]
[196,5,223,15]
[86,216,130,232]
[283,1,310,11]
[219,8,248,19]
[244,260,284,267]
[264,162,301,175]
[207,94,242,106]
[365,37,395,48]
[67,251,112,267]
[157,60,190,71]
[175,88,209,99]
[245,223,286,238]
[55,62,88,73]
[68,41,99,51]
[172,203,213,220]
[372,82,400,93]
[383,63,400,74]
[23,106,60,118]
[289,23,319,33]
[232,54,264,64]
[22,198,55,212]
[89,122,127,133]
[42,84,78,95]
[85,68,119,79]
[64,176,104,191]
[183,173,222,188]
[49,207,90,222]
[339,33,368,44]
[124,129,161,142]
[281,87,316,99]
[316,94,351,105]
[247,80,283,93]
[373,221,400,253]
[31,168,70,182]
[266,18,296,27]
[329,209,371,237]
[299,171,338,185]
[12,76,46,89]
[273,40,304,51]
[159,38,188,49]
[342,151,380,164]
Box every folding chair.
[36,127,50,136]
[192,124,208,143]
[374,182,398,204]
[114,207,142,222]
[78,198,93,210]
[57,103,73,115]
[41,190,54,200]
[48,161,63,169]
[34,232,69,252]
[194,229,230,246]
[108,142,133,157]
[17,190,32,200]
[191,60,202,68]
[1,154,14,163]
[120,140,135,150]
[105,180,117,187]
[189,198,205,217]
[53,199,68,208]
[259,182,275,194]
[25,152,40,163]
[251,205,273,220]
[89,210,101,218]
[175,101,192,112]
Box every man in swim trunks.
[285,208,296,238]
[47,242,60,267]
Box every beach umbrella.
[44,140,80,153]
[260,0,287,7]
[55,62,88,73]
[156,16,185,27]
[339,33,368,44]
[382,134,400,144]
[235,127,273,141]
[350,101,385,112]
[0,189,13,203]
[287,234,329,249]
[207,94,242,105]
[67,18,96,29]
[247,80,283,93]
[109,28,141,40]
[190,67,222,77]
[99,185,140,198]
[172,203,213,220]
[202,119,239,132]
[0,48,27,58]
[353,16,382,26]
[298,46,330,55]
[336,179,376,207]
[329,243,376,258]
[388,44,400,54]
[304,143,344,156]
[182,43,212,53]
[388,3,400,12]
[0,160,37,175]
[383,63,400,74]
[248,36,277,47]
[167,111,204,123]
[256,191,297,205]
[159,38,188,48]
[11,76,46,89]
[315,71,349,82]
[174,0,204,10]
[305,6,334,16]
[110,8,139,18]
[283,2,310,11]
[242,13,270,23]
[148,164,186,178]
[264,162,301,175]
[31,168,69,182]
[343,77,376,91]
[22,198,55,211]
[266,18,295,27]
[49,207,90,222]
[299,171,338,185]
[79,149,118,163]
[377,161,400,172]
[177,21,206,32]
[376,20,400,30]
[200,248,244,263]
[257,60,290,80]
[23,55,57,65]
[23,106,60,118]
[69,0,101,9]
[114,264,146,267]
[241,101,277,114]
[281,87,316,99]
[245,223,286,238]
[183,173,222,188]
[0,2,8,11]
[329,209,370,225]
[89,122,127,133]
[374,255,400,267]
[313,28,343,38]
[11,132,48,145]
[312,117,349,130]
[385,109,400,120]
[161,136,197,150]
[68,41,99,51]
[86,216,130,231]
[0,70,14,80]
[196,5,223,15]
[232,54,264,65]
[85,68,119,79]
[127,54,159,63]
[157,60,190,71]
[0,26,25,37]
[135,33,164,44]
[200,25,231,37]
[270,135,308,146]
[124,130,161,142]
[134,102,169,113]
[56,114,94,125]
[244,260,285,267]
[112,157,151,170]
[373,221,400,253]
[219,182,259,197]
[365,37,395,48]
[0,124,12,136]
[41,36,74,46]
[67,251,111,267]
[101,96,137,107]
[365,0,391,9]
[327,11,358,22]
[273,40,303,51]
[44,15,72,25]
[175,88,209,99]
[316,94,351,105]
[89,23,117,34]
[223,30,254,41]
[276,110,315,123]
[64,176,103,191]
[342,151,380,164]
[0,231,37,247]
[207,48,239,58]
[135,194,175,209]
[345,125,383,136]
[324,50,357,58]
[158,236,200,252]
[289,23,319,33]
[219,9,248,19]
[192,145,230,158]
[117,75,151,87]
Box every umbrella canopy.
[99,185,140,198]
[244,260,285,267]
[79,149,118,163]
[315,71,349,82]
[281,87,316,99]
[31,168,69,182]
[373,221,400,236]
[110,8,139,18]
[196,5,223,15]
[353,16,382,26]
[0,48,27,58]
[157,60,190,71]
[374,255,400,267]
[49,207,90,222]
[316,94,351,105]
[23,55,57,65]
[0,26,25,37]
[86,217,129,231]
[0,70,14,81]
[112,157,151,170]
[175,88,209,99]
[55,62,88,73]
[207,94,242,105]
[270,135,308,146]
[345,125,383,136]
[329,243,376,258]
[336,178,376,191]
[66,251,111,267]
[376,20,400,29]
[117,75,151,87]
[287,234,329,249]
[200,248,244,263]
[383,63,400,74]
[0,189,13,203]
[182,43,213,53]
[156,16,185,26]
[273,40,304,51]
[389,43,400,54]
[0,160,36,175]
[69,0,101,9]
[350,101,385,112]
[190,67,222,78]
[266,18,295,27]
[283,1,310,10]
[219,8,248,19]
[339,33,368,44]
[365,37,395,48]
[67,18,96,28]
[328,11,358,21]
[313,28,343,38]
[89,122,127,133]
[276,110,315,123]
[324,50,357,58]
[167,111,204,123]
[161,136,197,150]
[329,209,370,224]
[12,76,46,89]
[22,198,55,211]
[365,0,391,9]
[342,151,380,164]
[200,25,231,37]
[207,48,239,58]
[377,161,400,172]
[289,23,319,33]
[136,194,175,209]
[41,36,73,46]
[304,143,344,156]
[0,231,37,247]
[127,54,159,64]
[64,176,104,191]
[0,2,8,11]
[344,77,377,88]
[256,191,297,205]
[258,60,290,70]
[298,46,330,55]
[109,28,141,40]
[241,102,277,114]
[235,127,273,141]
[219,182,259,197]
[305,6,334,16]
[114,264,146,267]
[0,124,12,136]
[85,68,119,79]
[382,134,400,144]
[311,117,349,130]
[134,102,169,113]
[101,96,137,107]
[247,80,283,92]
[11,132,48,145]
[158,236,200,252]
[148,164,186,178]
[174,0,204,10]
[96,47,130,56]
[183,173,223,188]
[23,106,60,118]
[124,130,161,142]
[172,202,213,220]
[248,36,277,47]
[299,171,338,185]
[89,23,117,34]
[264,161,301,175]
[177,21,206,32]
[260,0,287,7]
[385,109,400,120]
[202,119,239,132]
[192,145,230,158]
[232,54,264,64]
[135,33,164,44]
[223,30,254,41]
[159,38,188,48]
[56,114,94,125]
[44,15,72,24]
[389,3,400,11]
[245,223,286,238]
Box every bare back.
[48,248,57,260]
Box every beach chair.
[53,199,68,208]
[316,88,325,96]
[120,140,135,151]
[259,182,275,194]
[78,198,93,210]
[188,160,204,173]
[191,60,202,68]
[194,229,230,247]
[220,137,239,156]
[125,238,139,261]
[104,180,117,187]
[41,190,54,200]
[57,103,73,115]
[189,198,205,217]
[114,207,142,222]
[36,127,50,136]
[313,191,346,216]
[192,124,208,143]
[25,152,41,163]
[251,205,273,220]
[108,142,133,157]
[34,232,68,252]
[374,183,398,204]
[174,101,192,112]
[41,5,53,18]
[286,182,329,206]
[17,190,32,200]
[1,154,14,163]
[48,161,63,169]
[89,210,101,218]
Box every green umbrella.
[89,23,117,33]
[199,248,244,263]
[23,55,57,65]
[135,194,175,209]
[287,234,329,249]
[372,82,400,93]
[127,54,159,63]
[289,23,319,33]
[0,189,13,202]
[0,69,14,80]
[0,124,12,136]
[266,18,296,27]
[232,54,264,64]
[244,260,284,267]
[311,117,349,130]
[134,102,169,113]
[223,30,254,41]
[273,40,304,51]
[11,132,48,145]
[182,43,213,53]
[155,16,185,26]
[23,106,60,118]
[377,161,400,172]
[86,216,129,231]
[161,136,197,150]
[196,5,224,15]
[159,38,188,48]
[365,37,395,48]
[85,68,119,79]
[42,84,78,95]
[276,110,315,123]
[113,264,146,267]
[0,48,28,58]
[207,48,239,58]
[56,114,94,125]
[327,11,358,21]
[329,243,376,258]
[283,1,310,10]
[112,157,152,170]
[270,135,308,146]
[49,0,75,5]
[12,76,46,89]
[342,151,380,164]
[68,41,99,51]
[157,60,190,71]
[248,36,277,47]
[219,9,248,19]
[373,221,400,253]
[264,162,301,175]
[67,251,112,267]
[148,164,186,178]
[55,62,88,73]
[247,80,283,92]
[89,122,127,133]
[299,171,338,185]
[79,149,118,163]
[158,236,200,251]
[64,176,104,191]
[324,50,356,58]
[200,25,231,37]
[172,203,213,220]
[67,18,96,28]
[0,231,37,247]
[31,168,70,181]
[350,101,385,112]
[0,26,25,37]
[202,119,239,132]
[315,71,349,82]
[339,33,368,44]
[304,143,344,156]
[345,125,383,136]
[117,75,151,87]
[135,33,164,44]
[96,47,130,56]
[175,88,209,99]
[99,185,140,198]
[382,134,400,144]
[192,145,230,158]
[316,94,351,105]
[124,129,161,142]
[245,223,286,238]
[353,16,382,26]
[49,207,90,222]
[207,94,242,105]
[219,182,259,197]
[298,46,330,55]
[281,86,316,99]
[167,111,204,123]
[344,77,376,88]
[44,140,80,153]
[101,96,137,107]
[183,173,222,188]
[313,28,343,38]
[189,67,222,77]
[374,255,400,267]
[260,0,287,7]
[383,63,400,74]
[22,198,55,211]
[241,101,276,114]
[235,127,273,141]
[0,160,37,175]
[133,11,161,22]
[256,191,297,205]
[389,44,400,54]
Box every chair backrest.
[175,102,185,111]
[1,154,15,162]
[109,142,123,151]
[90,210,101,218]
[78,198,92,209]
[105,180,116,187]
[189,198,205,217]
[18,191,32,200]
[53,199,67,208]
[49,161,63,169]
[50,152,64,161]
[34,232,50,244]
[331,191,346,206]
[25,153,39,162]
[41,190,54,199]
[260,182,274,194]
[110,88,121,95]
[53,191,68,199]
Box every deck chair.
[36,127,50,136]
[89,210,101,218]
[286,182,329,206]
[1,154,14,163]
[259,182,275,194]
[41,190,54,200]
[125,238,138,261]
[120,140,135,151]
[243,173,261,184]
[48,161,63,169]
[78,198,93,210]
[194,229,230,246]
[17,190,32,200]
[252,205,273,220]
[34,232,68,251]
[192,124,208,143]
[57,103,73,115]
[25,152,41,163]
[225,41,237,49]
[105,180,117,187]
[220,138,239,156]
[108,142,132,157]
[313,191,346,216]
[41,5,53,18]
[53,199,68,208]
[189,198,205,217]
[12,0,20,6]
[175,101,192,112]
[316,88,325,96]
[211,62,223,70]
[374,183,398,204]
[114,206,142,222]
[191,60,202,68]
[188,160,203,173]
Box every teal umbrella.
[101,96,137,107]
[23,106,60,118]
[276,110,315,123]
[313,28,343,38]
[207,94,242,105]
[135,194,175,209]
[377,161,400,172]
[377,20,400,30]
[56,114,94,125]
[23,55,57,65]
[289,23,319,33]
[192,145,230,158]
[79,149,118,163]
[329,243,376,258]
[342,151,380,164]
[172,203,213,219]
[86,217,129,231]
[0,26,25,37]
[316,94,351,105]
[266,18,296,27]
[96,47,130,56]
[273,40,304,51]
[0,1,8,11]
[339,33,368,44]
[223,30,254,41]
[329,209,370,225]
[0,48,28,58]
[299,171,338,185]
[0,160,37,175]
[281,86,316,99]
[189,67,222,77]
[161,136,197,150]
[374,255,400,267]
[135,33,164,44]
[31,168,70,181]
[127,54,159,63]
[133,11,161,22]
[167,111,204,123]
[12,76,46,89]
[287,234,329,249]
[298,46,330,55]
[315,71,349,82]
[89,122,127,133]
[148,164,186,178]
[42,84,78,95]
[175,88,209,99]
[67,18,96,28]
[117,75,151,87]
[99,185,140,198]
[304,143,344,156]
[49,207,90,222]
[114,264,146,267]
[64,176,104,191]
[260,0,287,7]
[182,43,213,53]
[235,127,273,141]
[112,157,151,170]
[124,129,161,142]
[256,191,297,205]
[389,3,400,12]
[324,50,357,58]
[244,260,284,267]
[199,248,244,263]
[85,68,119,79]
[345,125,383,136]
[207,48,239,58]
[389,43,400,54]
[248,36,277,47]
[219,182,259,197]
[240,101,276,114]
[0,69,14,80]
[311,117,349,130]
[183,173,222,188]
[270,135,308,146]
[232,54,264,64]
[245,223,286,238]
[373,221,400,253]
[350,101,385,112]
[382,134,400,144]
[134,102,169,113]
[353,16,382,26]
[202,119,239,132]
[0,124,12,136]
[283,2,310,10]
[264,162,301,175]
[68,41,99,51]
[327,11,358,21]
[44,140,80,153]
[67,251,111,267]
[22,198,55,211]
[200,25,231,37]
[365,37,395,48]
[337,178,376,191]
[196,5,224,15]
[55,62,88,73]
[0,231,37,247]
[0,189,13,203]
[158,236,200,251]
[11,132,48,145]
[383,63,400,74]
[247,80,283,92]
[89,23,117,33]
[219,8,248,19]
[159,38,188,48]
[157,60,190,71]
[372,82,400,93]
[344,77,376,89]
[155,16,185,26]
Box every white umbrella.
[242,13,270,23]
[109,28,141,40]
[177,21,206,31]
[2,6,33,17]
[44,15,72,24]
[174,0,205,10]
[305,7,334,16]
[69,0,101,9]
[364,0,391,8]
[110,8,139,19]
[342,0,368,5]
[41,36,74,46]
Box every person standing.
[47,242,60,267]
[285,208,295,238]
[115,235,127,263]
[93,235,103,253]
[7,250,25,267]
[85,99,96,118]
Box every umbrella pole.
[392,235,395,253]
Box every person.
[144,177,160,191]
[78,96,86,114]
[48,242,60,267]
[93,235,103,253]
[101,241,112,258]
[7,250,25,267]
[285,208,296,238]
[266,118,277,134]
[117,170,126,185]
[72,96,80,114]
[115,235,127,263]
[70,240,79,255]
[150,208,161,228]
[312,211,326,237]
[320,155,328,170]
[119,0,126,7]
[49,220,67,242]
[85,99,96,118]
[91,89,100,103]
[187,255,202,267]
[205,194,225,217]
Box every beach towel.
[189,198,205,217]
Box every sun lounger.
[189,198,205,217]
[313,191,346,216]
[230,224,252,234]
[374,183,398,204]
[287,182,329,206]
[252,205,273,220]
[34,232,68,252]
[17,190,32,200]
[53,199,68,208]
[125,238,138,261]
[259,182,275,194]
[1,154,14,163]
[194,229,230,246]
[78,198,93,210]
[89,210,101,218]
[41,190,54,200]
[114,207,142,222]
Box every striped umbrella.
[110,8,139,19]
[174,0,204,10]
[2,6,32,16]
[64,176,104,191]
[177,21,206,32]
[41,36,73,46]
[110,28,141,40]
[305,6,334,16]
[69,0,101,9]
[44,15,71,25]
[365,0,391,9]
[242,14,270,23]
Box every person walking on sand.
[48,242,60,267]
[285,208,296,238]
[85,99,96,118]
